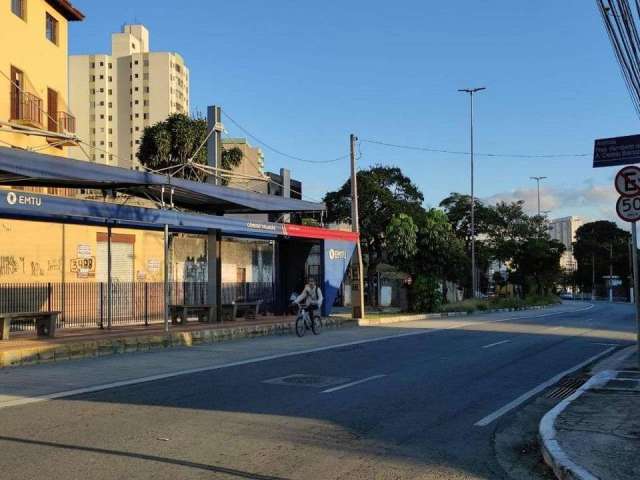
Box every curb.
[0,317,356,369]
[539,370,615,480]
[357,303,556,326]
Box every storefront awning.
[0,147,325,214]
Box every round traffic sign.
[615,165,640,196]
[616,195,640,222]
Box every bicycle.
[294,303,322,337]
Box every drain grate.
[545,374,589,400]
[263,374,350,388]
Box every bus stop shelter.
[0,147,357,336]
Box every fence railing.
[1,281,276,333]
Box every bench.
[231,300,262,321]
[169,304,216,325]
[0,311,61,341]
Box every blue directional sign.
[593,135,640,168]
[594,134,640,168]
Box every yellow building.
[0,0,84,156]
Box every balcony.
[10,91,43,129]
[56,112,76,135]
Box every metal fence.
[1,281,276,333]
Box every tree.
[439,193,494,294]
[413,208,467,296]
[385,213,418,267]
[324,166,424,303]
[573,221,631,296]
[137,114,243,183]
[511,238,565,295]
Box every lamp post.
[458,87,486,298]
[530,176,547,216]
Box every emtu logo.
[329,249,347,260]
[5,191,41,207]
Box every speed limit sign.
[617,195,640,222]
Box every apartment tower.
[69,24,189,169]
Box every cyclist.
[294,277,323,317]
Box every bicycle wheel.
[295,316,306,337]
[311,316,322,335]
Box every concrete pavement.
[0,301,635,479]
[541,349,640,480]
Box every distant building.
[549,216,584,271]
[69,24,189,169]
[221,138,265,193]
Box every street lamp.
[530,176,547,216]
[458,87,486,298]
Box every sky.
[68,1,639,226]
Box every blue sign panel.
[594,134,640,168]
[322,239,356,316]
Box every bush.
[409,275,443,313]
[438,294,560,314]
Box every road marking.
[482,340,511,349]
[0,303,596,410]
[473,346,616,427]
[321,375,387,393]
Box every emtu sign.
[594,134,640,168]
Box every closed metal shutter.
[96,241,134,282]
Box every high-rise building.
[0,0,84,157]
[69,24,189,169]
[549,216,584,271]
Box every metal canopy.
[0,147,325,214]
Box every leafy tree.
[413,208,467,298]
[511,238,565,295]
[385,213,418,267]
[137,114,243,183]
[408,274,443,313]
[324,166,424,302]
[573,221,631,295]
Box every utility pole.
[592,253,596,300]
[632,222,640,369]
[350,134,365,319]
[530,176,547,216]
[458,87,486,298]
[609,243,614,303]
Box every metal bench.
[231,300,263,320]
[0,311,61,340]
[169,304,216,325]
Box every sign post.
[614,166,640,367]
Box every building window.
[100,154,105,159]
[143,113,148,120]
[99,101,104,106]
[144,86,150,93]
[135,113,139,118]
[91,75,95,81]
[134,74,139,78]
[108,115,112,121]
[12,0,25,20]
[108,102,112,108]
[134,100,139,105]
[90,62,95,69]
[108,63,112,69]
[134,87,139,92]
[144,59,149,66]
[45,13,58,45]
[134,60,139,65]
[99,75,104,80]
[108,89,112,95]
[99,88,104,93]
[108,128,112,134]
[100,114,104,119]
[108,76,112,82]
[99,61,104,67]
[135,126,139,131]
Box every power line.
[221,110,349,164]
[360,138,590,159]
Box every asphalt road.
[0,302,636,480]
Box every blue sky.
[69,1,638,223]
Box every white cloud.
[483,182,622,226]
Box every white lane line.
[482,340,511,349]
[473,346,616,427]
[0,303,595,410]
[322,375,387,394]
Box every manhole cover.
[263,374,350,388]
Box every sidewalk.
[540,349,640,480]
[0,315,353,368]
